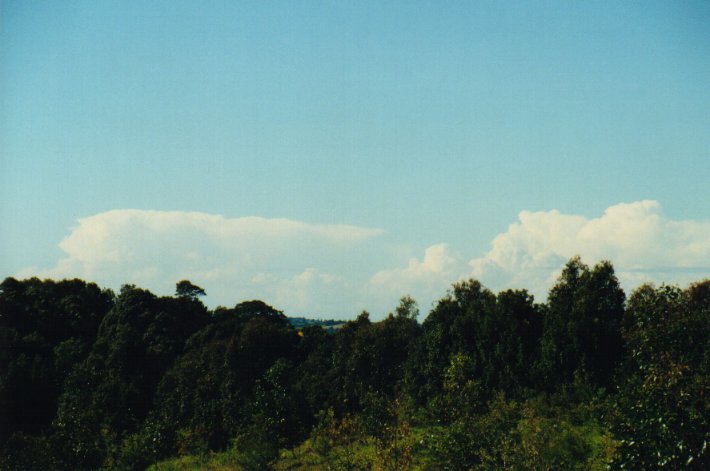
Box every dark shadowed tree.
[614,281,710,469]
[145,300,299,459]
[52,284,208,468]
[404,280,497,406]
[0,277,113,443]
[539,257,625,388]
[477,289,543,393]
[175,280,206,299]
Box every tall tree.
[614,281,710,469]
[409,279,496,402]
[539,257,625,388]
[147,300,299,457]
[52,284,208,468]
[477,289,543,393]
[0,277,113,442]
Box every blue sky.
[2,1,709,318]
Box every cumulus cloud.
[18,202,709,318]
[470,200,710,298]
[21,209,383,316]
[369,244,466,310]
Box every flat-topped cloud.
[18,202,709,317]
[20,209,383,316]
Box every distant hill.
[287,316,347,331]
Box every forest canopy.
[1,257,708,470]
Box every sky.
[2,1,709,319]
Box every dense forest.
[1,257,708,470]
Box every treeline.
[1,257,708,469]
[287,317,346,331]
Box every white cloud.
[371,244,460,286]
[18,202,709,319]
[20,209,383,317]
[470,200,710,299]
[251,267,349,315]
[369,244,466,310]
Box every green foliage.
[288,316,346,330]
[368,397,415,471]
[1,264,708,470]
[311,408,371,470]
[247,359,305,450]
[426,392,520,469]
[426,392,617,470]
[409,279,496,402]
[440,353,485,419]
[408,281,542,408]
[540,257,625,388]
[230,425,280,470]
[175,280,206,299]
[292,324,337,417]
[0,278,113,443]
[146,299,300,460]
[394,295,419,320]
[50,283,211,468]
[613,281,710,469]
[303,304,420,416]
[496,405,617,470]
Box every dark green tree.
[394,295,419,320]
[147,300,299,458]
[614,281,710,469]
[292,324,336,417]
[408,280,496,403]
[175,280,206,299]
[0,277,113,444]
[477,289,543,394]
[539,257,625,388]
[52,284,208,468]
